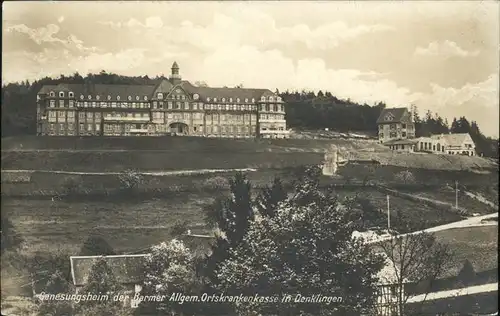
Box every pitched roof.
[38,80,278,102]
[181,81,274,101]
[431,133,473,147]
[384,139,418,145]
[70,254,147,286]
[376,108,410,124]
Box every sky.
[2,1,499,137]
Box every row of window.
[47,91,283,103]
[48,123,100,131]
[206,114,256,122]
[260,114,285,120]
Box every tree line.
[2,72,498,157]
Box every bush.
[118,169,143,192]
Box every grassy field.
[434,225,499,279]
[1,193,216,256]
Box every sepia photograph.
[1,1,499,315]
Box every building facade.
[415,133,476,156]
[376,107,415,144]
[37,62,289,139]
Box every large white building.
[415,133,476,156]
[36,62,289,139]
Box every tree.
[79,236,116,256]
[136,240,202,315]
[215,166,385,316]
[378,211,454,316]
[118,169,143,193]
[75,257,123,314]
[36,270,75,316]
[355,197,386,231]
[255,176,287,218]
[393,170,416,185]
[204,173,254,281]
[1,212,23,254]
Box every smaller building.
[376,107,415,144]
[415,133,476,156]
[383,139,418,153]
[70,254,147,308]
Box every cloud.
[99,11,394,51]
[414,40,480,57]
[5,23,97,53]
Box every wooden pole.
[387,195,391,231]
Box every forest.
[2,71,498,158]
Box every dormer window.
[69,92,74,98]
[49,91,55,97]
[214,98,218,102]
[117,96,121,101]
[107,95,111,100]
[128,96,132,101]
[229,98,233,102]
[269,96,274,101]
[245,98,248,103]
[222,98,226,102]
[136,96,140,101]
[88,95,92,100]
[385,114,394,121]
[277,97,282,102]
[80,95,84,100]
[59,91,65,97]
[96,95,100,100]
[236,98,240,103]
[251,98,255,102]
[193,94,199,100]
[207,97,211,102]
[144,96,148,101]
[261,96,266,101]
[157,93,163,99]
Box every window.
[229,98,233,102]
[193,103,198,110]
[261,96,266,101]
[96,124,100,131]
[245,98,248,103]
[69,92,74,98]
[390,124,396,130]
[59,100,65,107]
[157,93,163,99]
[402,123,406,129]
[193,94,199,100]
[236,98,240,103]
[251,98,255,102]
[184,102,189,110]
[222,98,226,102]
[265,104,270,112]
[111,102,117,108]
[50,100,56,107]
[128,96,132,101]
[96,95,100,100]
[117,96,121,101]
[214,98,217,102]
[80,95,84,100]
[50,91,55,97]
[88,95,92,100]
[136,96,140,101]
[181,95,185,100]
[273,104,278,112]
[69,100,74,107]
[59,91,65,97]
[402,132,406,137]
[92,102,96,107]
[95,113,101,119]
[207,97,211,102]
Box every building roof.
[376,107,410,124]
[70,254,147,286]
[172,61,179,69]
[431,133,473,147]
[180,81,275,102]
[37,80,278,102]
[384,139,418,146]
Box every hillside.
[1,136,497,173]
